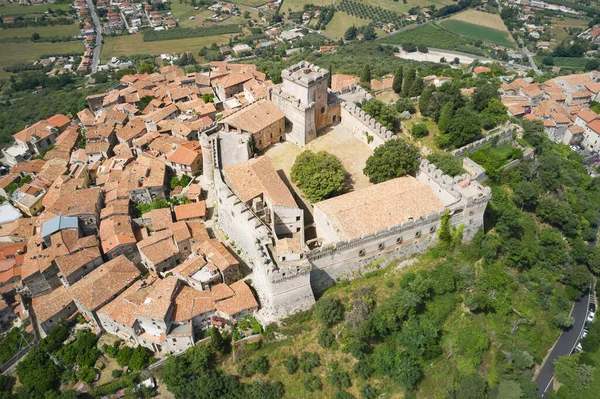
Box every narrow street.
[85,0,102,73]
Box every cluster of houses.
[0,62,288,354]
[501,71,600,151]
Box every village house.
[137,230,179,273]
[69,255,141,327]
[31,286,76,338]
[219,100,285,149]
[99,214,140,264]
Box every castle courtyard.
[264,122,374,194]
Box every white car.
[587,312,595,323]
[581,329,589,339]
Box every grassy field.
[0,40,82,78]
[439,19,515,48]
[534,55,589,70]
[549,16,589,49]
[445,9,510,31]
[0,24,80,41]
[283,0,331,12]
[0,2,71,16]
[100,33,233,61]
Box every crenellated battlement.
[342,102,395,143]
[451,123,518,157]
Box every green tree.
[512,181,539,211]
[392,66,403,94]
[138,95,155,111]
[437,101,454,135]
[495,380,522,399]
[409,76,424,97]
[129,346,151,371]
[402,68,416,97]
[472,83,500,112]
[418,85,435,116]
[209,326,227,353]
[363,139,420,183]
[360,64,371,85]
[291,151,346,202]
[328,362,352,389]
[116,346,133,367]
[138,62,155,74]
[439,107,481,148]
[344,25,358,41]
[482,98,508,125]
[314,296,345,327]
[396,98,415,114]
[454,374,487,399]
[76,366,96,384]
[31,32,40,41]
[362,99,396,130]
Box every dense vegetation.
[337,0,404,27]
[291,151,346,203]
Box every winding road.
[535,290,591,397]
[85,0,102,73]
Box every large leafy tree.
[291,151,346,202]
[472,83,500,112]
[363,139,420,183]
[314,296,345,327]
[392,66,403,94]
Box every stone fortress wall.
[451,123,516,157]
[340,102,396,149]
[307,160,491,293]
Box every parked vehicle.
[587,312,595,324]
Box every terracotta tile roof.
[220,99,284,134]
[166,142,201,166]
[223,156,297,208]
[215,280,258,318]
[134,276,178,320]
[171,285,215,321]
[587,119,600,134]
[331,74,360,91]
[46,114,71,129]
[99,215,137,253]
[11,159,46,175]
[577,109,599,123]
[169,221,191,243]
[214,72,253,89]
[32,286,74,324]
[276,237,302,255]
[145,208,173,231]
[69,255,140,311]
[105,109,128,125]
[100,198,130,220]
[174,201,206,221]
[139,236,178,266]
[199,239,238,273]
[13,120,54,143]
[0,173,20,189]
[0,217,36,240]
[171,256,207,279]
[97,278,156,327]
[314,176,445,241]
[473,66,491,74]
[55,244,102,279]
[46,187,101,219]
[141,104,178,124]
[569,125,584,134]
[187,221,210,244]
[115,119,147,142]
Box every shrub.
[250,355,269,375]
[129,346,151,371]
[299,352,321,373]
[411,123,429,138]
[237,362,254,378]
[329,361,352,389]
[427,153,466,177]
[304,375,322,392]
[554,312,574,329]
[111,369,123,379]
[317,328,336,348]
[283,355,299,374]
[396,98,416,114]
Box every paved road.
[535,290,590,397]
[86,0,102,73]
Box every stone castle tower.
[269,61,339,147]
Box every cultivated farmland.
[439,9,515,48]
[0,24,80,40]
[322,11,371,39]
[283,0,331,12]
